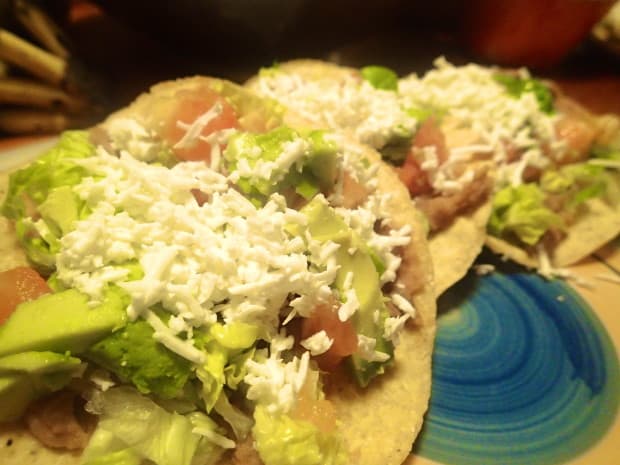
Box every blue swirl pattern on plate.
[414,272,620,465]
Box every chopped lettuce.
[213,392,253,440]
[81,428,142,465]
[405,106,437,122]
[194,322,259,411]
[2,130,94,270]
[86,319,193,399]
[488,184,562,245]
[360,65,398,91]
[493,73,554,114]
[253,406,347,465]
[83,387,223,465]
[224,127,338,204]
[2,130,94,219]
[541,164,608,207]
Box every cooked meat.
[340,170,369,209]
[415,168,492,231]
[25,390,95,451]
[229,436,263,465]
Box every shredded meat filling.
[25,390,95,451]
[229,436,264,465]
[415,168,492,231]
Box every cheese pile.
[255,71,417,150]
[399,57,565,186]
[49,118,413,414]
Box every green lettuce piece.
[213,392,253,440]
[194,323,259,411]
[224,127,338,204]
[86,319,192,399]
[2,130,94,270]
[405,106,437,122]
[83,387,217,465]
[360,65,398,91]
[541,164,608,207]
[82,428,142,465]
[488,184,562,246]
[252,406,347,465]
[224,347,255,390]
[493,73,554,114]
[2,130,94,219]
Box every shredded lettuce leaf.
[83,387,224,465]
[224,127,338,205]
[493,73,554,114]
[360,65,398,91]
[489,184,562,245]
[541,164,608,207]
[194,322,259,411]
[2,130,94,270]
[253,405,347,465]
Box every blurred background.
[0,0,619,136]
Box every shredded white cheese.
[255,70,417,150]
[357,335,390,362]
[244,337,310,415]
[399,57,561,187]
[300,330,334,356]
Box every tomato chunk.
[554,116,595,165]
[292,380,337,433]
[164,86,239,162]
[0,267,51,324]
[398,117,449,197]
[301,303,358,372]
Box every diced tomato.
[163,86,239,162]
[291,380,337,433]
[398,117,448,197]
[554,116,596,165]
[0,267,51,324]
[301,303,358,373]
[398,156,432,197]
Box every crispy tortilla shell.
[0,77,437,465]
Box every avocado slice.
[0,288,127,358]
[0,350,82,376]
[37,185,81,236]
[300,197,394,387]
[0,351,83,422]
[0,374,37,422]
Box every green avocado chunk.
[0,350,82,375]
[299,197,394,387]
[37,185,82,237]
[86,319,192,400]
[0,288,127,358]
[0,351,82,422]
[0,374,37,422]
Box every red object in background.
[464,0,615,68]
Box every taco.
[246,59,493,296]
[0,77,436,465]
[398,57,620,275]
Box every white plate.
[0,137,59,172]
